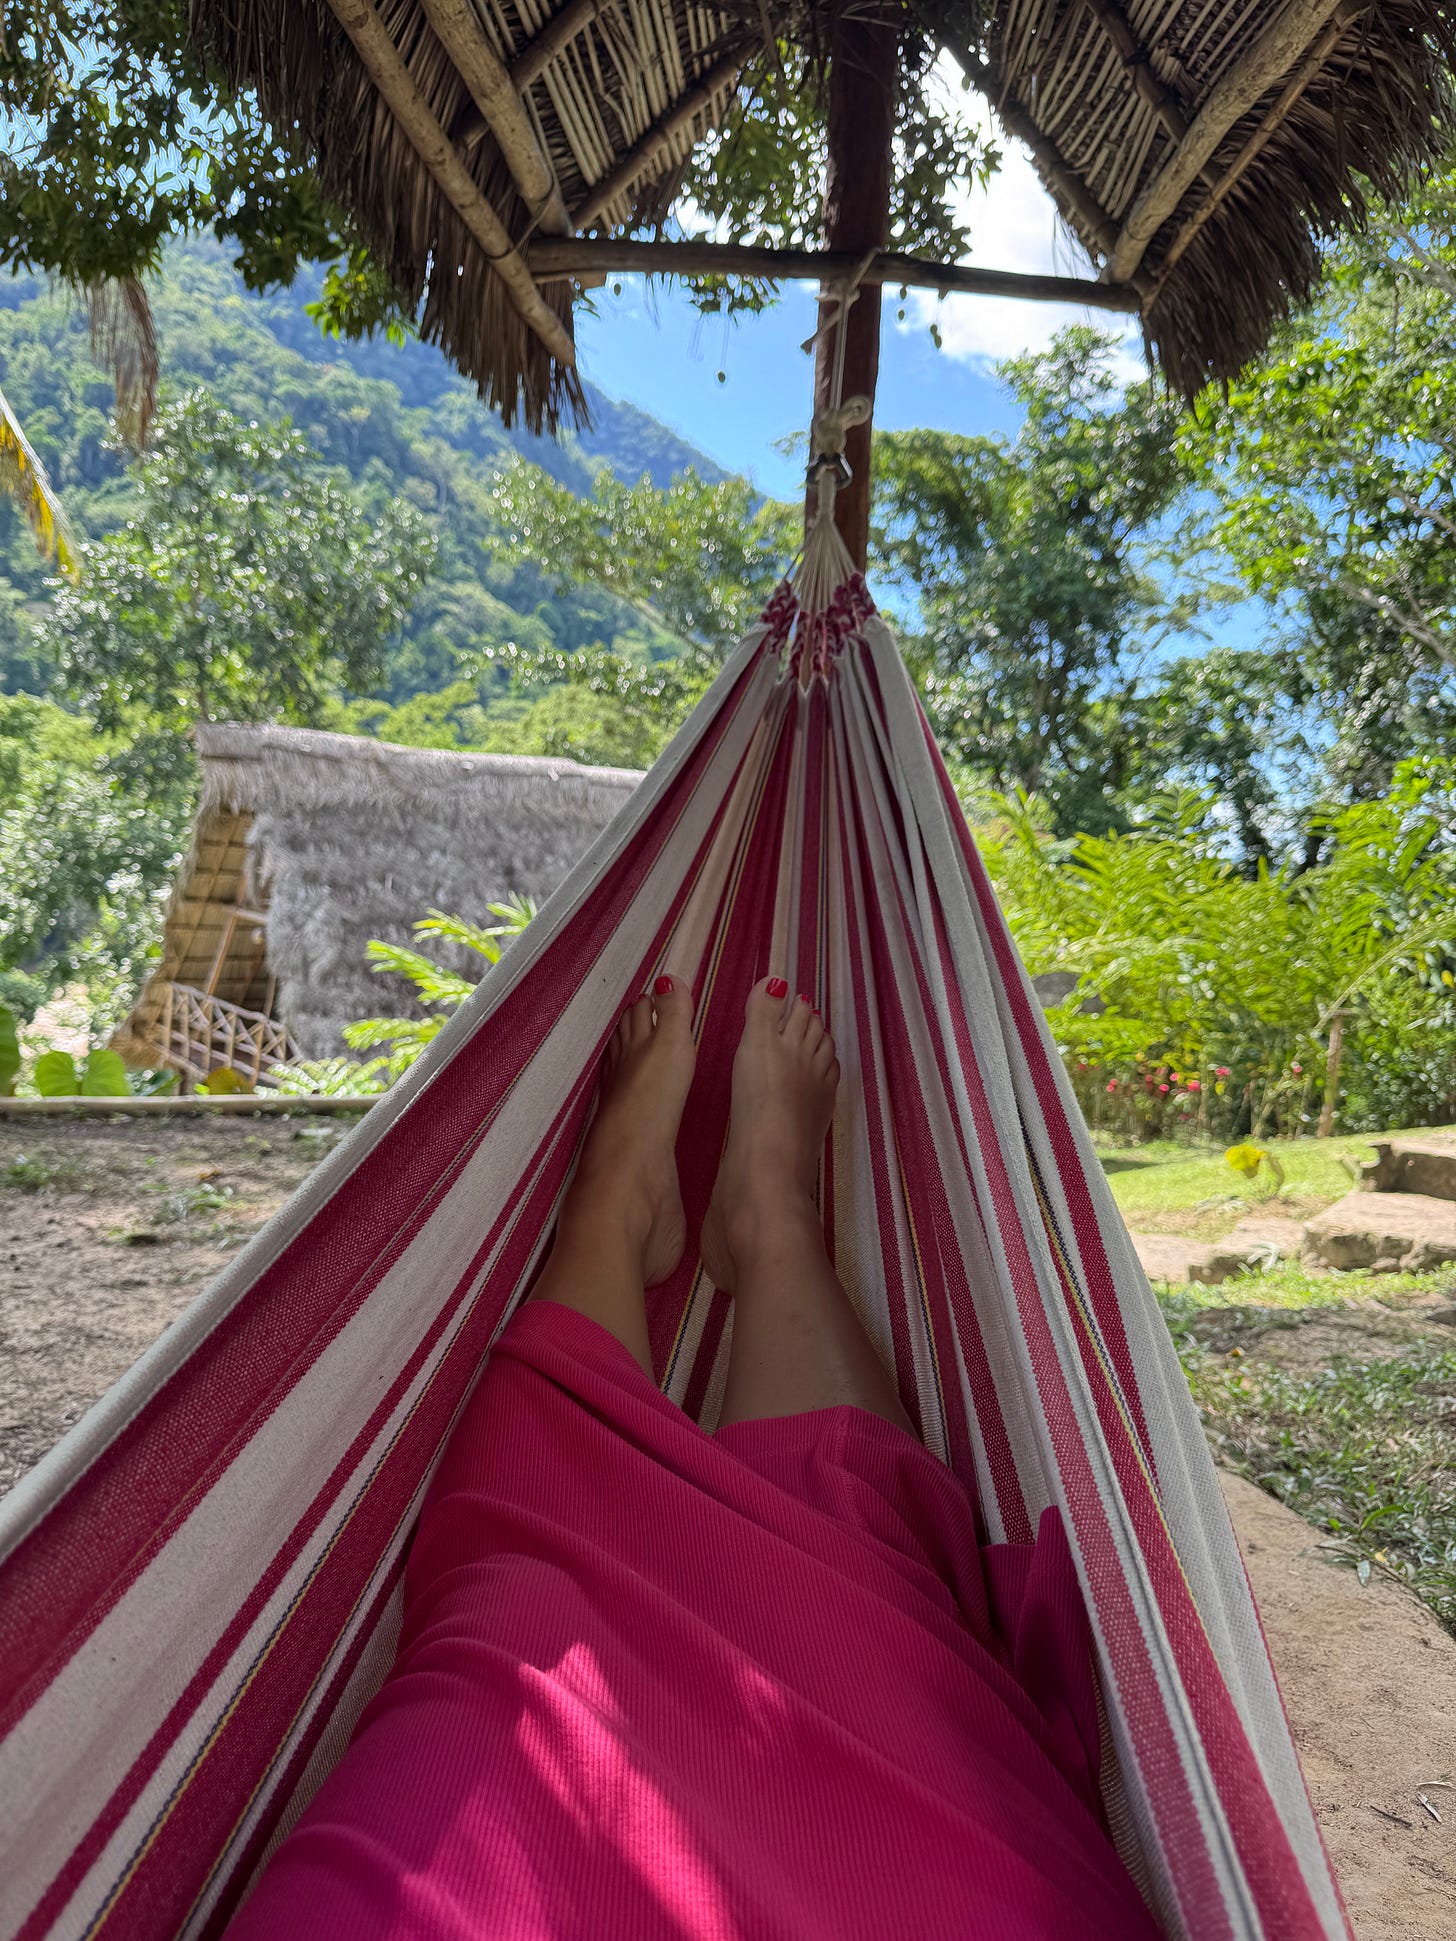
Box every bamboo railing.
[158,983,300,1090]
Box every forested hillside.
[0,240,721,702]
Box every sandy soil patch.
[1223,1472,1456,1939]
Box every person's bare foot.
[556,975,696,1286]
[701,977,840,1292]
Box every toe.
[811,1032,837,1075]
[782,993,816,1042]
[747,975,789,1028]
[651,970,693,1037]
[624,994,654,1044]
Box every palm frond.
[0,385,77,575]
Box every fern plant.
[341,896,536,1080]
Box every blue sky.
[575,98,1145,497]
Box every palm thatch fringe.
[190,0,1456,410]
[83,275,159,453]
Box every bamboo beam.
[1107,0,1349,283]
[1080,0,1188,141]
[511,0,604,89]
[927,23,1150,293]
[525,238,1144,311]
[1145,0,1364,302]
[570,44,755,232]
[416,0,569,231]
[323,0,575,365]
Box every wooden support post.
[810,4,897,571]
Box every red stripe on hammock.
[0,668,761,1740]
[195,1548,410,1941]
[54,1077,594,1941]
[17,1073,596,1941]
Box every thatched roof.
[190,0,1456,419]
[114,724,641,1066]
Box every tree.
[1185,166,1456,675]
[0,694,192,1028]
[0,5,355,319]
[871,329,1187,834]
[41,390,435,730]
[479,460,798,750]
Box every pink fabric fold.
[230,1300,1160,1939]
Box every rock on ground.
[1222,1472,1456,1940]
[1306,1191,1456,1273]
[1361,1136,1456,1201]
[1132,1214,1306,1287]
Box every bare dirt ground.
[1224,1472,1456,1940]
[0,1115,351,1493]
[5,1119,1456,1934]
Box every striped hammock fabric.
[0,573,1347,1941]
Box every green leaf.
[0,1005,18,1097]
[80,1047,130,1096]
[33,1049,79,1096]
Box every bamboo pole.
[322,0,575,366]
[525,238,1142,310]
[510,0,604,89]
[417,0,570,231]
[1144,0,1362,302]
[1108,0,1351,283]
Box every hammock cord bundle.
[0,435,1349,1939]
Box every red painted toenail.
[653,975,674,995]
[797,992,813,1005]
[766,977,788,999]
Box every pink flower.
[1214,1066,1230,1078]
[1158,1083,1170,1094]
[1291,1062,1303,1075]
[1106,1080,1117,1093]
[1186,1078,1201,1091]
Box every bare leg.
[703,978,912,1433]
[529,975,695,1380]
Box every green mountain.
[0,239,723,702]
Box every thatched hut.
[113,724,641,1085]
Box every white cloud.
[900,68,1145,378]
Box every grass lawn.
[1097,1125,1456,1241]
[1100,1126,1456,1629]
[1161,1280,1456,1630]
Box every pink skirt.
[231,1300,1161,1939]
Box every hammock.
[0,519,1347,1940]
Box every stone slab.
[1304,1191,1456,1271]
[1222,1472,1456,1940]
[1360,1136,1456,1204]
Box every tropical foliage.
[42,391,434,731]
[335,897,537,1083]
[983,763,1456,1139]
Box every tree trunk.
[808,6,897,571]
[1317,1013,1346,1137]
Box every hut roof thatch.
[113,723,641,1067]
[190,0,1456,420]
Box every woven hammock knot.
[760,573,875,685]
